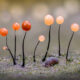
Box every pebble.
[43,57,59,67]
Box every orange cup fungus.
[0,28,8,37]
[12,22,20,31]
[22,21,31,31]
[71,23,79,32]
[56,16,64,24]
[44,15,54,26]
[39,35,45,42]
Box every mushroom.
[66,23,79,60]
[42,14,54,62]
[56,16,64,56]
[1,28,16,65]
[33,35,45,62]
[12,22,20,62]
[22,20,31,67]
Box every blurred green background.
[0,0,80,57]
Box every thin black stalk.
[66,32,74,60]
[22,32,27,67]
[33,41,40,62]
[14,31,16,61]
[58,24,61,56]
[42,26,51,62]
[6,36,16,65]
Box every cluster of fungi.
[0,14,80,68]
[1,21,31,67]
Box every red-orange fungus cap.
[22,21,31,31]
[12,22,20,31]
[1,28,8,37]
